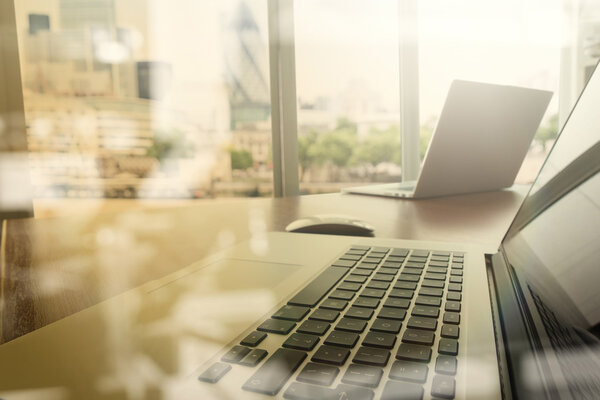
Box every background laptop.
[344,80,552,199]
[0,68,598,399]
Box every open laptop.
[0,68,598,400]
[343,80,552,199]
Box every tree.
[147,129,195,161]
[535,114,559,150]
[351,125,402,166]
[230,149,253,170]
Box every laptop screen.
[502,62,600,330]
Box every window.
[4,0,600,218]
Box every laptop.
[0,68,598,400]
[343,80,552,199]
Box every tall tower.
[224,1,270,129]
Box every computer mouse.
[285,214,375,237]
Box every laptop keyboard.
[199,246,464,399]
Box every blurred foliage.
[535,113,559,150]
[147,129,195,161]
[230,148,254,170]
[351,125,402,166]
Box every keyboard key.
[198,362,231,383]
[415,296,442,307]
[242,348,306,395]
[441,324,460,339]
[321,298,348,311]
[448,283,462,292]
[424,272,446,281]
[429,261,449,268]
[411,250,430,257]
[418,287,443,297]
[382,261,402,269]
[335,384,375,400]
[389,289,414,299]
[352,268,373,277]
[273,305,310,321]
[389,360,429,383]
[379,267,398,275]
[341,364,383,388]
[332,259,357,268]
[396,343,432,362]
[324,330,360,348]
[405,261,426,268]
[363,257,382,264]
[381,380,424,400]
[438,338,459,356]
[351,245,371,251]
[371,318,402,334]
[258,319,296,334]
[384,298,410,309]
[403,267,423,276]
[345,275,368,284]
[361,288,386,298]
[353,346,391,366]
[338,281,362,291]
[378,307,407,321]
[402,329,435,346]
[309,308,340,323]
[354,296,380,308]
[411,305,440,318]
[340,254,362,261]
[239,349,268,366]
[297,362,339,386]
[363,331,397,349]
[345,306,374,320]
[445,301,461,312]
[421,279,445,288]
[431,375,456,399]
[288,266,349,307]
[372,273,395,282]
[371,246,390,253]
[446,292,462,301]
[443,312,460,325]
[336,317,368,333]
[435,355,457,375]
[451,263,463,270]
[283,333,320,351]
[366,280,390,290]
[330,289,355,301]
[390,248,410,257]
[450,269,463,276]
[221,345,251,363]
[450,276,463,284]
[394,281,417,290]
[241,331,267,347]
[428,266,448,273]
[398,274,419,282]
[407,316,437,331]
[312,345,351,366]
[297,320,330,336]
[357,262,378,270]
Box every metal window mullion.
[267,0,299,197]
[398,0,420,182]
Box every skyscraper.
[224,1,270,129]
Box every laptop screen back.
[502,63,600,330]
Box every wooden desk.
[0,188,526,343]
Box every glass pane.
[14,0,271,217]
[295,0,401,194]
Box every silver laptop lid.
[414,80,552,198]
